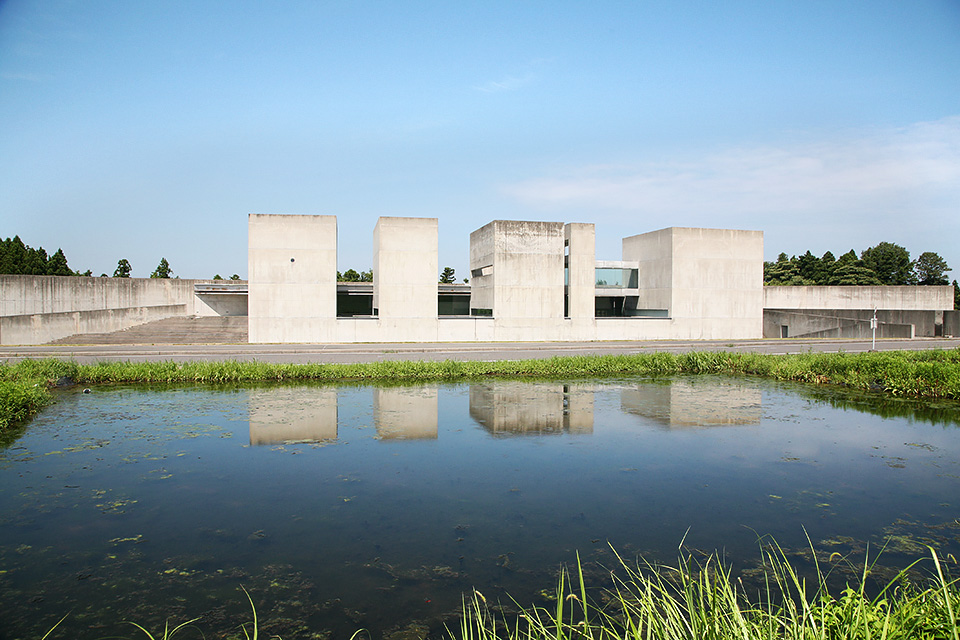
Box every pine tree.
[150,258,173,279]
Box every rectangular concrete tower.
[564,222,595,321]
[623,227,763,338]
[373,217,438,319]
[469,220,565,319]
[248,214,338,343]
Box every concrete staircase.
[48,316,248,345]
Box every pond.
[1,376,959,639]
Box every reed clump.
[459,544,960,640]
[2,348,960,433]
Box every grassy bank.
[2,348,960,432]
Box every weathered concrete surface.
[0,275,227,345]
[764,285,953,310]
[763,308,945,339]
[470,220,566,321]
[623,227,764,339]
[946,310,960,337]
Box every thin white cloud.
[473,74,532,93]
[503,116,960,226]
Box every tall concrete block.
[624,227,763,338]
[373,217,438,320]
[564,223,596,321]
[248,214,337,343]
[469,220,565,319]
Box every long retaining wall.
[763,285,953,311]
[0,275,224,345]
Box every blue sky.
[2,1,959,280]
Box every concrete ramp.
[47,316,248,345]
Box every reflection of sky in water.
[0,377,958,639]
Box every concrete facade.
[245,216,767,343]
[373,217,439,342]
[622,227,765,339]
[248,214,338,343]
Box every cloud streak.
[473,74,532,93]
[503,117,960,228]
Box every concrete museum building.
[247,214,954,344]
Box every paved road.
[1,337,958,364]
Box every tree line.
[765,242,951,286]
[0,236,80,276]
[0,236,232,280]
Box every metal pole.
[871,308,877,351]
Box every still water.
[1,376,959,639]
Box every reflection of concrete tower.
[248,386,338,445]
[621,379,761,428]
[469,381,594,435]
[373,386,439,440]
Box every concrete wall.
[0,274,222,345]
[372,217,439,341]
[564,223,596,323]
[248,213,338,343]
[470,220,566,322]
[763,285,953,311]
[945,310,959,337]
[623,227,764,339]
[763,309,919,339]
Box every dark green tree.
[764,253,812,285]
[46,248,71,276]
[213,274,223,280]
[26,246,48,275]
[340,268,361,282]
[861,242,915,285]
[954,280,960,310]
[114,259,132,278]
[913,252,951,285]
[829,263,883,285]
[229,274,241,281]
[811,251,836,284]
[439,266,456,283]
[0,236,27,274]
[795,251,820,283]
[150,258,173,279]
[359,270,373,282]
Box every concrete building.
[0,214,952,345]
[247,214,767,343]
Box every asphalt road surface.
[1,337,958,364]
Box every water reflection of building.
[373,386,439,440]
[248,387,338,445]
[620,379,761,427]
[469,381,594,435]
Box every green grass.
[2,348,960,433]
[458,543,960,640]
